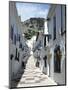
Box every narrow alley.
[9,2,66,88]
[17,54,57,87]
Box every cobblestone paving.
[16,55,57,87]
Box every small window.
[10,54,14,60]
[43,56,47,67]
[15,48,17,60]
[44,36,46,46]
[17,52,20,62]
[11,26,13,40]
[53,16,56,40]
[61,5,66,35]
[65,5,66,31]
[15,48,20,62]
[14,34,16,45]
[61,5,63,33]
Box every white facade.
[9,1,30,84]
[9,1,22,80]
[33,31,46,73]
[33,21,50,75]
[47,4,66,84]
[32,5,66,85]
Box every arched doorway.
[54,45,62,73]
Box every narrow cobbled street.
[17,54,57,87]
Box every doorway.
[54,45,62,73]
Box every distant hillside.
[23,17,45,39]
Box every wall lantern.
[46,18,50,21]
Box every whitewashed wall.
[9,2,24,80]
[47,5,66,84]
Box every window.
[43,56,47,67]
[44,36,46,46]
[17,52,20,62]
[11,26,13,40]
[14,34,16,45]
[61,5,66,35]
[53,16,56,40]
[15,48,20,62]
[15,48,17,60]
[65,5,66,31]
[54,46,62,73]
[10,54,14,60]
[61,5,63,33]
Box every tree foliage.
[24,29,37,40]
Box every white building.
[9,2,30,87]
[33,20,51,75]
[33,4,66,85]
[33,31,45,72]
[46,4,66,85]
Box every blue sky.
[16,2,50,22]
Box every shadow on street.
[10,56,30,89]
